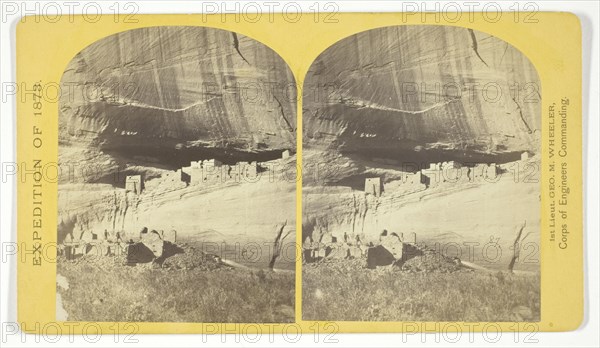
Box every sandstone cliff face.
[301,26,541,270]
[303,25,540,158]
[58,166,296,250]
[60,26,296,180]
[57,27,297,262]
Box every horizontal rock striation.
[60,26,296,181]
[303,25,541,159]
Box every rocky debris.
[160,243,225,272]
[306,242,466,273]
[398,244,462,273]
[59,241,225,273]
[60,251,129,270]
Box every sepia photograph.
[302,25,541,322]
[3,0,596,344]
[56,26,297,323]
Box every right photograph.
[302,25,541,322]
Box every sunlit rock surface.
[60,26,296,183]
[302,26,541,272]
[303,26,540,159]
[58,27,296,270]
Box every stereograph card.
[16,12,583,334]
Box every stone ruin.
[125,175,143,194]
[468,163,500,181]
[303,232,366,263]
[61,229,126,260]
[419,161,500,186]
[60,226,180,265]
[303,229,419,269]
[143,170,187,192]
[364,177,382,197]
[180,159,259,186]
[421,161,460,186]
[281,150,291,159]
[403,171,425,186]
[362,160,501,198]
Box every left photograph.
[56,26,297,323]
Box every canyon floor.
[302,259,540,322]
[57,243,295,323]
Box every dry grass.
[58,262,295,323]
[302,267,540,322]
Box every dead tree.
[508,220,527,273]
[269,221,288,271]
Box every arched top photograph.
[56,26,297,323]
[302,24,542,323]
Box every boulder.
[163,230,177,243]
[366,234,404,268]
[126,242,156,264]
[366,245,396,269]
[381,234,404,260]
[140,230,164,258]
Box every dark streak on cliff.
[232,32,250,65]
[468,28,489,67]
[274,95,295,132]
[512,96,533,134]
